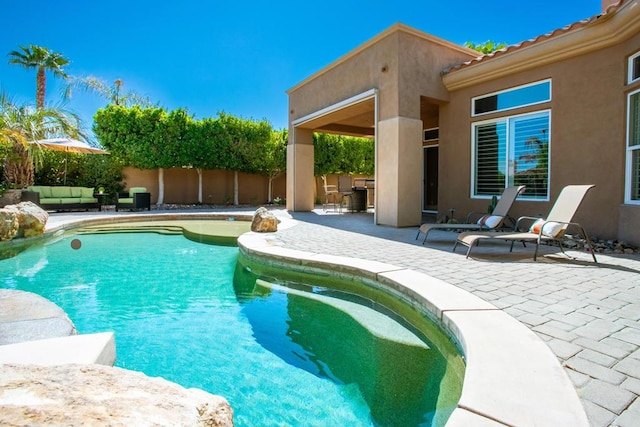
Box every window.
[473,111,550,200]
[628,51,640,84]
[423,128,439,142]
[627,89,640,203]
[472,80,551,116]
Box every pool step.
[76,225,185,236]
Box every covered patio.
[286,23,478,227]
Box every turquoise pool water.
[1,230,463,426]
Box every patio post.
[286,127,315,211]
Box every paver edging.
[237,230,589,426]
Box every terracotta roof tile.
[444,0,627,74]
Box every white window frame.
[471,109,551,201]
[625,87,640,204]
[423,127,439,142]
[628,51,640,85]
[471,79,552,117]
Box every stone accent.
[251,207,279,232]
[3,201,48,238]
[0,209,19,241]
[0,289,77,345]
[0,364,234,426]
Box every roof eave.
[286,23,478,95]
[443,0,640,91]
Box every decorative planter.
[0,189,23,208]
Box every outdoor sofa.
[22,185,99,211]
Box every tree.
[8,45,69,109]
[313,133,374,176]
[65,76,153,107]
[258,129,287,203]
[464,40,507,54]
[0,94,84,188]
[313,133,344,177]
[95,106,279,205]
[216,113,272,205]
[93,105,190,204]
[179,117,222,203]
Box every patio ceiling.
[295,97,375,138]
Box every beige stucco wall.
[122,167,286,205]
[287,30,399,123]
[286,128,315,211]
[377,116,423,226]
[440,32,640,243]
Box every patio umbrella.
[31,138,109,155]
[30,138,109,183]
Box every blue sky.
[2,0,601,139]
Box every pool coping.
[237,228,590,426]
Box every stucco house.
[286,0,640,246]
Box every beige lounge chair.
[416,185,526,244]
[453,185,597,263]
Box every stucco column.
[286,127,315,211]
[376,116,423,227]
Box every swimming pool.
[0,225,464,426]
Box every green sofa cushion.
[70,187,82,197]
[51,186,72,198]
[129,187,147,196]
[118,197,134,204]
[81,187,94,198]
[40,198,62,204]
[28,185,52,198]
[80,197,98,203]
[59,198,82,204]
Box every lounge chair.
[115,187,151,211]
[453,185,597,263]
[416,185,526,244]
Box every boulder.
[251,207,279,232]
[0,209,19,241]
[0,364,234,426]
[4,201,48,238]
[0,289,77,345]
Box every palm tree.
[64,76,153,107]
[8,45,69,109]
[0,94,84,188]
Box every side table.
[93,193,109,211]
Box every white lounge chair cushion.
[477,214,502,229]
[529,219,563,238]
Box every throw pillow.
[529,218,564,238]
[477,214,503,229]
